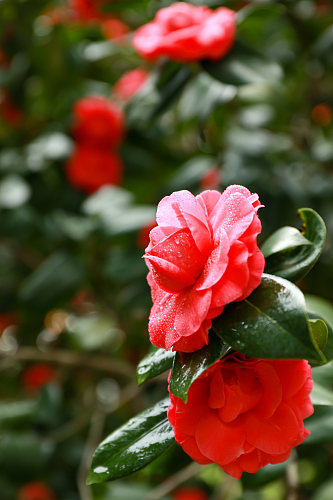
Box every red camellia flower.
[114,69,149,101]
[66,145,123,193]
[168,355,313,478]
[18,481,56,500]
[173,486,208,500]
[72,96,124,148]
[144,186,264,352]
[21,364,57,393]
[133,2,236,63]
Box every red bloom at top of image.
[18,481,56,500]
[173,486,209,500]
[133,2,236,63]
[66,144,123,193]
[21,364,57,393]
[168,356,313,479]
[144,185,264,352]
[114,69,149,101]
[72,96,124,148]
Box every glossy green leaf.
[309,319,328,352]
[169,332,231,403]
[306,296,333,362]
[136,346,175,386]
[264,208,326,282]
[212,274,325,364]
[87,398,174,485]
[261,226,312,258]
[202,39,283,86]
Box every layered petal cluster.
[168,355,313,478]
[144,186,264,352]
[66,96,124,193]
[133,2,236,63]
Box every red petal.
[246,403,299,454]
[195,413,245,465]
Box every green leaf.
[202,39,283,87]
[261,226,312,258]
[308,319,328,352]
[169,332,231,403]
[264,208,326,282]
[87,398,174,485]
[19,252,85,310]
[212,274,325,364]
[136,346,175,386]
[306,296,333,362]
[0,401,37,426]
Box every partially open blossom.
[173,486,209,500]
[168,355,313,479]
[66,145,123,193]
[145,186,264,352]
[101,18,130,43]
[21,364,57,393]
[114,69,149,101]
[18,482,56,500]
[72,96,124,148]
[133,2,236,63]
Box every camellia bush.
[1,1,333,500]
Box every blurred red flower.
[101,18,130,42]
[168,356,313,478]
[311,103,332,127]
[114,69,149,101]
[18,482,56,500]
[200,167,221,190]
[0,313,16,335]
[21,364,57,393]
[0,88,24,128]
[72,96,124,148]
[69,0,105,21]
[133,2,236,62]
[173,486,208,500]
[66,144,123,192]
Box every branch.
[146,462,205,500]
[0,346,134,378]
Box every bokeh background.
[1,1,333,499]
